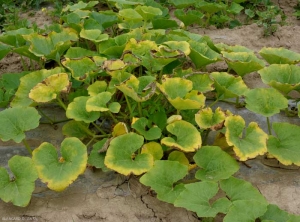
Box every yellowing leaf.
[104,133,153,175]
[142,142,163,161]
[29,73,70,103]
[225,115,268,161]
[161,120,201,152]
[195,107,226,130]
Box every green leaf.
[65,47,98,59]
[104,133,153,175]
[32,137,87,191]
[11,67,65,107]
[211,72,249,99]
[62,57,98,81]
[225,115,268,161]
[258,64,300,95]
[24,29,78,60]
[62,120,92,139]
[152,18,179,29]
[115,75,156,102]
[140,160,188,203]
[194,146,239,181]
[259,47,300,64]
[141,142,163,161]
[216,43,253,53]
[267,123,300,166]
[196,1,226,14]
[220,177,268,222]
[174,9,204,27]
[189,41,222,68]
[29,73,70,103]
[0,71,28,90]
[80,29,109,43]
[86,92,113,112]
[260,204,289,222]
[66,96,100,123]
[245,88,288,117]
[157,77,205,110]
[90,11,119,29]
[168,0,197,8]
[185,73,214,93]
[119,8,143,20]
[161,120,201,152]
[0,156,38,207]
[87,81,107,96]
[131,117,162,140]
[135,5,162,21]
[195,107,226,130]
[222,51,265,77]
[88,139,109,171]
[175,181,231,217]
[227,2,244,15]
[0,43,12,60]
[0,107,40,143]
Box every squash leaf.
[245,88,288,117]
[0,107,40,143]
[259,47,300,64]
[161,120,201,152]
[141,142,163,161]
[0,156,38,207]
[267,122,300,166]
[225,115,268,161]
[104,133,153,175]
[194,146,239,181]
[140,160,188,203]
[131,117,162,140]
[32,137,87,191]
[195,107,226,130]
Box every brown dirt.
[0,1,300,221]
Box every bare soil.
[0,0,300,221]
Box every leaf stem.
[208,99,219,108]
[22,139,32,155]
[92,122,108,136]
[37,107,54,124]
[125,95,133,117]
[138,102,143,117]
[202,129,211,145]
[266,117,272,135]
[56,96,67,111]
[108,110,119,124]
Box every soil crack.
[140,195,162,222]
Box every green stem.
[86,137,96,147]
[108,111,119,124]
[208,99,219,108]
[92,122,107,136]
[56,96,67,111]
[125,95,133,117]
[94,134,111,138]
[177,109,181,115]
[40,119,71,124]
[202,129,211,146]
[20,55,28,71]
[37,107,54,124]
[77,122,95,137]
[266,117,272,135]
[236,96,239,106]
[138,102,143,117]
[22,139,32,155]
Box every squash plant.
[0,0,300,221]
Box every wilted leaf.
[0,107,40,143]
[245,88,288,117]
[211,72,249,99]
[11,67,65,107]
[189,41,222,68]
[29,73,70,103]
[0,156,38,207]
[185,73,214,93]
[161,120,201,152]
[112,122,128,137]
[259,47,300,64]
[195,107,226,130]
[175,181,231,217]
[66,96,100,123]
[225,115,268,161]
[104,133,153,175]
[194,146,239,181]
[32,137,87,191]
[222,51,265,77]
[258,64,300,95]
[267,122,300,166]
[140,160,188,203]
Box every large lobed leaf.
[225,115,268,161]
[0,156,38,207]
[0,107,40,143]
[32,137,87,191]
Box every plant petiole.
[22,139,32,155]
[108,110,119,124]
[266,117,272,135]
[56,96,67,110]
[92,122,108,136]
